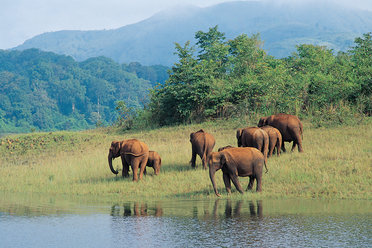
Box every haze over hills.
[14,1,372,65]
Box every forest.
[144,27,371,128]
[1,27,371,133]
[0,49,168,133]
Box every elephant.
[260,125,282,157]
[258,113,303,152]
[190,129,216,169]
[144,150,162,175]
[218,145,233,152]
[108,139,149,181]
[208,147,266,197]
[236,127,269,164]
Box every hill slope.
[0,49,168,133]
[14,1,372,65]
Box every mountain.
[0,49,168,133]
[14,1,372,66]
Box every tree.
[115,101,135,130]
[195,25,230,78]
[349,33,372,114]
[228,33,266,77]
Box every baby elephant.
[144,151,162,175]
[208,147,266,197]
[218,145,234,152]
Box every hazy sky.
[1,0,371,49]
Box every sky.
[1,0,371,49]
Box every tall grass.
[0,119,371,200]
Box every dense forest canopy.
[146,27,371,127]
[0,49,168,133]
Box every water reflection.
[0,196,371,248]
[197,199,263,221]
[225,200,262,219]
[108,200,263,219]
[110,202,163,217]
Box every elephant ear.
[236,129,242,140]
[110,141,119,155]
[220,152,228,167]
[116,141,122,155]
[258,117,266,127]
[190,132,195,141]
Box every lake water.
[0,194,371,248]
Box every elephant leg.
[276,141,281,156]
[296,135,304,153]
[291,142,297,152]
[201,155,207,170]
[223,173,232,194]
[281,141,286,152]
[121,155,129,177]
[230,174,244,194]
[131,158,140,182]
[298,142,304,152]
[138,155,148,180]
[154,161,160,175]
[268,142,274,157]
[190,149,197,168]
[247,176,255,191]
[290,128,303,153]
[255,175,262,192]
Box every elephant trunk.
[108,152,119,174]
[209,167,220,197]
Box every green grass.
[0,118,371,201]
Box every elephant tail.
[261,129,269,166]
[300,121,303,140]
[123,151,147,157]
[264,159,268,174]
[202,133,208,163]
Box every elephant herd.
[107,113,304,197]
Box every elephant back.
[240,127,260,147]
[269,114,302,141]
[122,139,149,156]
[223,147,263,162]
[190,130,215,145]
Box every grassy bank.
[0,118,371,201]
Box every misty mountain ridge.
[14,1,372,66]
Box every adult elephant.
[208,147,266,197]
[190,129,215,169]
[144,151,162,175]
[258,113,303,152]
[108,139,149,181]
[260,125,282,157]
[236,127,269,164]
